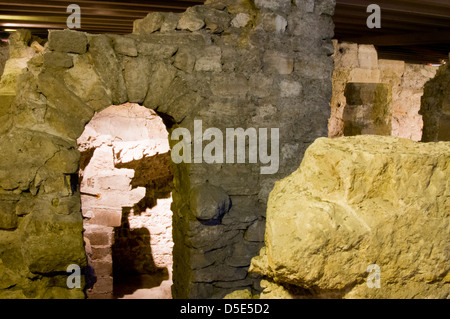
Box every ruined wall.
[329,41,438,141]
[420,55,450,142]
[0,0,334,299]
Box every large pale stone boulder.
[250,135,450,299]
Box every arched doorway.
[78,103,173,299]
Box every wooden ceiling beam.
[336,0,450,18]
[344,30,450,46]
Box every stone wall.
[0,0,334,299]
[329,41,438,141]
[249,135,450,299]
[420,55,450,142]
[78,103,173,299]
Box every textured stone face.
[329,41,438,141]
[250,136,450,299]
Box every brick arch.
[0,0,335,299]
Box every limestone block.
[358,44,378,69]
[84,225,114,246]
[173,49,196,73]
[343,82,392,136]
[123,56,150,103]
[48,30,88,54]
[88,35,128,105]
[255,0,291,12]
[316,0,336,16]
[211,74,249,98]
[190,183,231,224]
[64,53,112,112]
[194,46,222,72]
[22,209,87,274]
[332,41,359,69]
[133,12,165,34]
[86,208,122,227]
[263,51,293,75]
[279,80,302,97]
[349,68,381,83]
[250,136,450,299]
[223,289,253,299]
[0,201,18,230]
[177,7,205,32]
[258,13,287,33]
[259,280,293,299]
[244,218,265,242]
[161,13,181,33]
[195,6,231,33]
[43,52,73,68]
[231,13,251,28]
[110,35,138,57]
[378,59,405,77]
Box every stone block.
[111,35,138,57]
[211,74,248,98]
[177,7,205,31]
[349,68,380,83]
[88,35,128,105]
[123,56,150,103]
[190,183,231,224]
[133,12,165,34]
[86,209,122,227]
[279,80,302,97]
[250,136,450,298]
[378,59,405,77]
[263,51,293,75]
[358,44,378,69]
[0,201,18,230]
[43,52,73,68]
[231,13,251,28]
[48,30,88,54]
[255,0,291,12]
[244,218,265,242]
[194,46,222,72]
[84,225,114,246]
[258,13,287,33]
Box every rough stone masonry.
[0,0,334,298]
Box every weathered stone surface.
[133,12,165,34]
[88,35,128,105]
[177,7,205,32]
[250,136,450,299]
[48,30,88,54]
[0,201,18,230]
[343,82,392,136]
[194,46,222,72]
[43,52,73,68]
[190,183,231,224]
[329,41,439,141]
[223,289,253,299]
[110,35,138,57]
[21,209,87,274]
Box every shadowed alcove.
[78,103,174,299]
